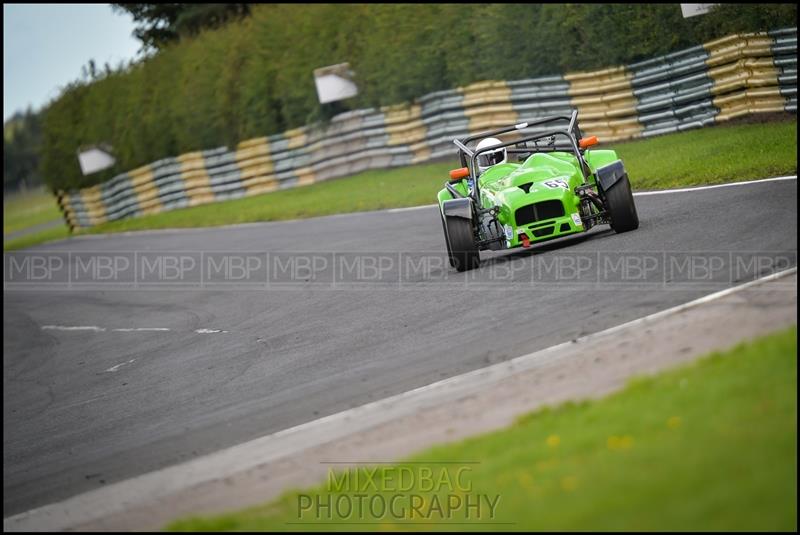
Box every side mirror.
[579,135,598,149]
[449,167,470,181]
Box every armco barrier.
[57,28,797,230]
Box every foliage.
[111,3,251,51]
[3,109,43,192]
[3,186,62,235]
[36,3,797,192]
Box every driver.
[476,137,507,175]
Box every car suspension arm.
[445,182,465,199]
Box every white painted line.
[387,205,435,213]
[590,267,797,338]
[41,325,106,332]
[327,268,798,413]
[105,359,136,373]
[25,175,796,248]
[634,175,796,196]
[42,326,232,335]
[7,267,796,532]
[56,396,105,410]
[41,326,232,335]
[383,175,798,212]
[41,326,215,334]
[111,328,171,332]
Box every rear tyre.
[440,211,456,268]
[604,174,639,233]
[445,216,480,272]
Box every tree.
[3,109,43,192]
[112,3,251,51]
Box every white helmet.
[476,137,507,173]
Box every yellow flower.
[517,471,535,491]
[667,416,682,429]
[561,475,579,492]
[607,435,634,450]
[546,434,561,448]
[536,458,559,471]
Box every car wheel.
[445,216,480,272]
[440,210,456,268]
[604,173,639,233]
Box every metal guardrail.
[57,28,798,230]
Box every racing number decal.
[544,179,569,190]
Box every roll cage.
[451,110,593,209]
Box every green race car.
[438,110,639,271]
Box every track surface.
[3,179,797,516]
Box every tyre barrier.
[56,28,797,230]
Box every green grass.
[168,326,798,531]
[3,187,64,235]
[85,160,456,235]
[617,119,797,189]
[4,118,796,250]
[2,161,456,250]
[3,225,70,251]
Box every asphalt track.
[3,178,798,517]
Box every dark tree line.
[111,3,251,51]
[4,109,43,193]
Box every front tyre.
[445,216,480,272]
[440,211,456,268]
[604,174,639,233]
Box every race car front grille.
[515,200,565,226]
[532,226,555,237]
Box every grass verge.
[169,326,797,531]
[3,186,64,235]
[4,118,796,250]
[3,225,70,251]
[617,117,797,189]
